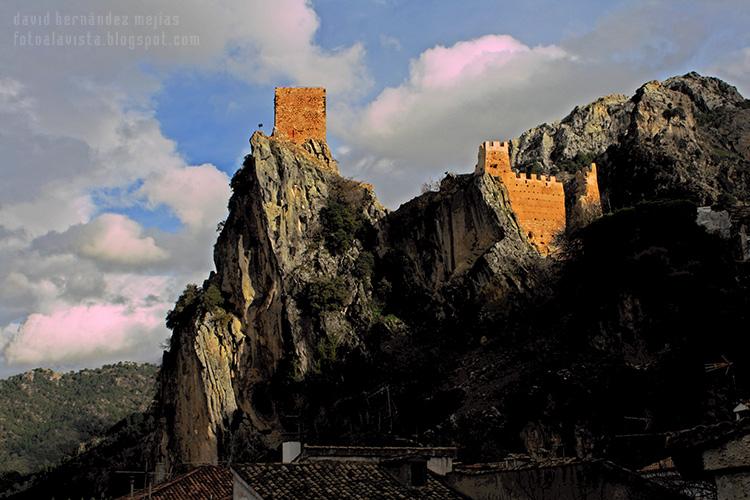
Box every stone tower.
[475,141,511,177]
[570,163,603,231]
[475,140,566,255]
[273,87,326,144]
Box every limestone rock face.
[377,173,539,320]
[511,72,750,213]
[153,133,386,470]
[152,132,536,472]
[150,73,750,477]
[511,93,632,169]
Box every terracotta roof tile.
[233,462,465,499]
[120,465,231,500]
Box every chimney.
[282,441,302,463]
[384,458,429,488]
[427,456,453,475]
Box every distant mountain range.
[0,362,157,495]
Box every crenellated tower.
[475,140,567,255]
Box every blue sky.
[0,0,748,376]
[154,0,635,178]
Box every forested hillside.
[0,362,157,488]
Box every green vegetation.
[0,363,157,478]
[165,282,228,330]
[165,283,201,329]
[353,251,375,280]
[303,277,348,314]
[313,336,341,373]
[318,179,376,255]
[556,151,596,174]
[528,161,545,175]
[319,197,365,254]
[203,283,224,310]
[230,155,252,192]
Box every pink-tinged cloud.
[2,302,165,366]
[411,34,530,89]
[31,213,169,266]
[79,214,168,264]
[360,34,568,136]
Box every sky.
[0,0,748,377]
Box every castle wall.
[570,163,603,231]
[273,87,326,144]
[575,163,602,213]
[476,142,566,255]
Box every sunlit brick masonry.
[475,140,601,255]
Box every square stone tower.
[273,87,326,144]
[475,141,511,176]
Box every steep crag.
[11,73,750,499]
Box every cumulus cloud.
[1,270,178,368]
[222,0,370,95]
[1,1,353,371]
[335,35,594,205]
[1,0,748,372]
[139,165,231,231]
[352,35,569,146]
[2,302,165,366]
[33,214,169,266]
[335,1,750,207]
[0,0,367,371]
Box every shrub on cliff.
[319,198,363,254]
[165,284,201,329]
[303,277,348,314]
[557,151,596,174]
[353,251,375,280]
[166,282,227,329]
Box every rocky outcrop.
[511,93,632,169]
[153,133,387,471]
[152,131,537,472]
[511,72,750,215]
[151,73,750,479]
[377,173,539,324]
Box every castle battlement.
[475,139,567,255]
[480,140,510,151]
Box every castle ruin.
[570,163,603,231]
[273,87,326,144]
[268,88,600,255]
[474,141,599,255]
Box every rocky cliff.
[154,133,382,469]
[148,73,750,476]
[512,72,750,215]
[151,128,541,473]
[19,73,749,498]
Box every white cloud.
[335,1,750,207]
[0,0,366,370]
[139,165,230,231]
[33,214,169,266]
[1,0,748,371]
[2,302,166,366]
